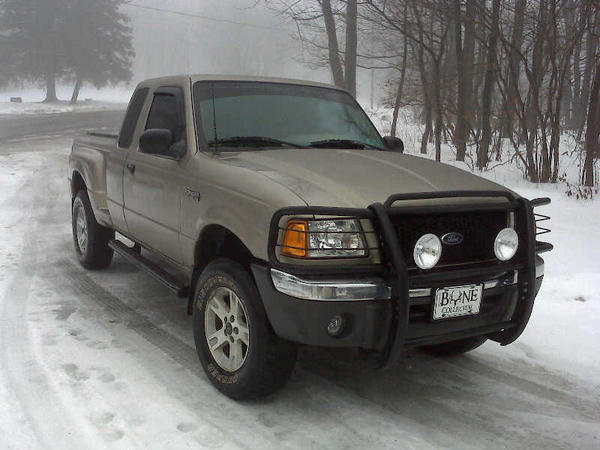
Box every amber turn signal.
[281,220,308,258]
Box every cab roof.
[139,74,346,93]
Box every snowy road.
[0,110,123,144]
[0,114,599,449]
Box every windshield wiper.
[208,136,308,149]
[309,139,384,150]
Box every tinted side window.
[145,92,185,141]
[118,87,149,148]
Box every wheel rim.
[204,287,250,372]
[75,205,88,254]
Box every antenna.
[211,83,219,155]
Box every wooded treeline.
[269,0,600,186]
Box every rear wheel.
[422,336,487,356]
[193,259,297,400]
[72,190,114,270]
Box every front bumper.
[264,191,552,367]
[251,257,544,350]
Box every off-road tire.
[193,259,298,400]
[72,190,114,270]
[422,336,487,356]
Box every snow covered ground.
[0,100,126,117]
[0,112,599,449]
[0,86,129,116]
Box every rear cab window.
[118,87,149,149]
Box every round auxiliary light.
[413,233,442,270]
[494,228,519,261]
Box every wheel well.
[187,225,254,314]
[71,171,86,200]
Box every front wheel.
[193,259,298,400]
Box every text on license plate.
[433,284,483,320]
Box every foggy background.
[1,2,599,448]
[0,0,381,106]
[0,0,597,186]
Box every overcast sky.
[0,0,381,104]
[125,0,321,81]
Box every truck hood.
[217,148,512,207]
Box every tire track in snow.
[0,161,90,449]
[53,258,443,449]
[3,138,432,449]
[4,131,599,449]
[298,345,600,449]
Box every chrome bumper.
[270,257,544,302]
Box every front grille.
[391,211,508,270]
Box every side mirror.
[383,136,404,153]
[139,129,175,157]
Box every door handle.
[126,162,136,174]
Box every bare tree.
[477,0,500,169]
[583,54,600,186]
[267,0,359,96]
[453,0,476,161]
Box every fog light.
[413,233,442,269]
[327,315,345,337]
[494,228,519,261]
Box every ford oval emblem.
[441,232,464,245]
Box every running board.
[109,239,189,297]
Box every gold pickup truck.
[69,75,552,400]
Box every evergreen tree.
[0,0,134,103]
[63,0,134,103]
[0,0,68,101]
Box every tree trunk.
[421,101,433,155]
[454,0,468,161]
[504,0,526,137]
[44,71,58,103]
[580,17,598,133]
[583,58,600,187]
[523,0,548,181]
[391,32,408,137]
[463,0,475,129]
[344,0,357,97]
[416,39,432,154]
[70,77,83,104]
[391,7,409,138]
[478,0,500,169]
[321,0,345,89]
[571,6,585,130]
[432,60,443,162]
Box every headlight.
[281,218,367,258]
[413,233,442,269]
[494,227,519,261]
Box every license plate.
[433,284,483,320]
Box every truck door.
[106,86,150,234]
[122,86,188,264]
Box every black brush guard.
[268,191,552,369]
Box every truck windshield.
[193,81,385,151]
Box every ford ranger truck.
[69,75,552,400]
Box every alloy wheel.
[204,287,250,372]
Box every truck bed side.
[69,131,118,228]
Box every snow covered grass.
[0,86,130,116]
